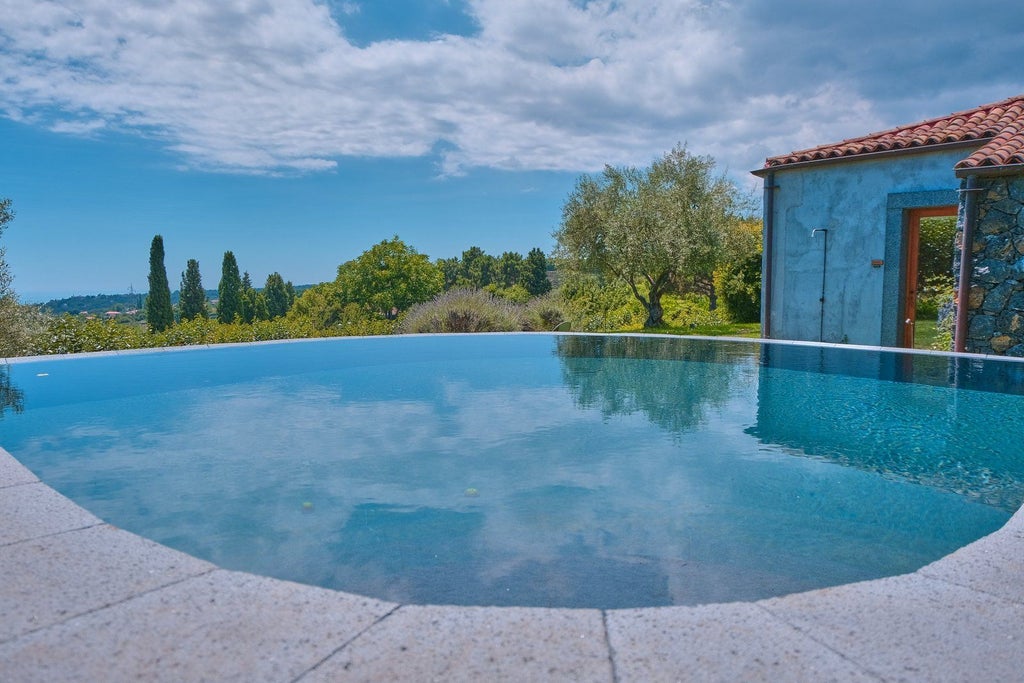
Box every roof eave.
[750,139,983,177]
[955,161,1024,178]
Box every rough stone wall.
[960,175,1024,355]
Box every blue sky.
[2,0,1023,302]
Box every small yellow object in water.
[302,501,314,510]
[464,488,479,497]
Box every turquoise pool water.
[2,334,1023,608]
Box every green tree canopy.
[555,146,748,327]
[436,257,461,290]
[179,259,207,321]
[145,235,174,332]
[0,198,23,355]
[217,251,242,323]
[263,272,291,319]
[497,251,524,288]
[459,246,495,288]
[288,281,345,329]
[335,236,443,318]
[523,247,552,296]
[918,216,958,280]
[0,198,12,299]
[715,218,763,323]
[239,271,256,323]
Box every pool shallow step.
[2,446,1024,682]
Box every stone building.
[752,95,1024,355]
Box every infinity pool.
[2,334,1022,608]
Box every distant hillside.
[42,286,314,316]
[42,293,149,315]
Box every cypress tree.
[145,235,174,332]
[218,251,242,323]
[524,247,552,295]
[179,259,207,321]
[263,272,290,319]
[239,271,255,324]
[252,291,270,321]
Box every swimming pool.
[2,334,1022,609]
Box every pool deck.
[2,447,1023,682]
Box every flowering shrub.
[398,288,523,333]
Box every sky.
[1,0,1023,302]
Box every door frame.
[902,206,958,348]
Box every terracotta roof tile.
[763,95,1024,171]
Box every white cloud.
[0,0,1021,178]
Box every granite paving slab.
[301,604,612,682]
[0,524,215,642]
[760,573,1024,682]
[0,450,38,487]
[0,570,397,683]
[917,526,1024,605]
[606,601,879,682]
[0,481,101,545]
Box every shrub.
[330,303,395,336]
[557,272,641,331]
[486,283,532,304]
[27,310,385,356]
[1,303,49,357]
[521,292,566,331]
[30,315,146,355]
[916,273,954,319]
[398,288,522,333]
[715,251,762,323]
[661,294,731,329]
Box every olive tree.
[0,198,24,355]
[555,146,747,327]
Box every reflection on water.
[0,365,24,418]
[556,335,746,434]
[0,335,1020,609]
[749,344,1024,512]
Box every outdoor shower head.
[811,228,828,237]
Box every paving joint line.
[0,566,217,646]
[915,571,1024,607]
[0,521,105,548]
[291,602,404,682]
[600,609,620,683]
[0,479,41,490]
[752,601,886,681]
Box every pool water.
[2,334,1023,608]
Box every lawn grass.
[913,318,952,351]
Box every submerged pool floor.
[3,446,1024,681]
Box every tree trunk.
[643,292,664,327]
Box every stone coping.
[2,447,1023,682]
